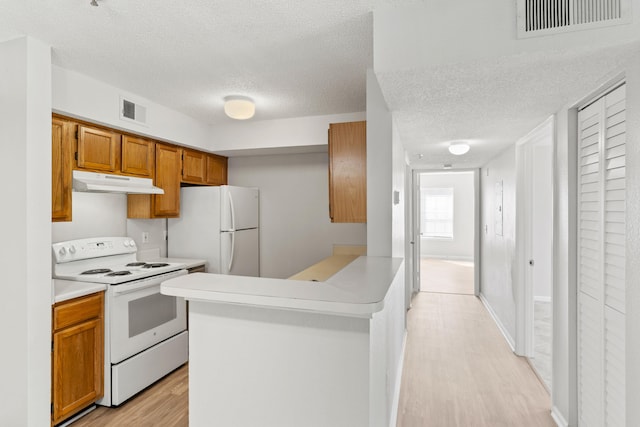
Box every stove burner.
[106,271,132,277]
[81,268,112,275]
[143,263,170,268]
[126,262,148,267]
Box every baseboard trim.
[551,406,568,427]
[534,296,552,303]
[389,330,408,427]
[479,293,515,351]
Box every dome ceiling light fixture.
[224,96,255,120]
[448,143,470,156]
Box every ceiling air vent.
[517,0,631,38]
[119,97,148,126]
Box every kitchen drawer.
[53,292,104,332]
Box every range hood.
[73,170,164,195]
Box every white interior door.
[412,171,421,294]
[577,83,626,427]
[518,119,554,388]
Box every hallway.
[420,258,474,295]
[396,292,554,427]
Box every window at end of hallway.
[421,188,454,239]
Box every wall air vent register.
[119,96,148,126]
[517,0,631,38]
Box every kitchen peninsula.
[161,256,405,427]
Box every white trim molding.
[390,331,408,427]
[551,406,569,427]
[479,293,516,351]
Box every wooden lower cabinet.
[52,292,104,426]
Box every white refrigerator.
[168,185,260,276]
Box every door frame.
[408,168,481,299]
[514,116,555,358]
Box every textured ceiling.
[377,42,639,169]
[0,1,637,168]
[0,0,373,124]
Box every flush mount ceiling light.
[224,96,255,120]
[448,143,470,156]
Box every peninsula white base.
[163,257,405,427]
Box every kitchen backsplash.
[52,192,127,242]
[52,192,167,258]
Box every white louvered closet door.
[577,83,626,427]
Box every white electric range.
[52,237,189,406]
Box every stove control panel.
[53,237,137,263]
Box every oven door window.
[128,293,177,337]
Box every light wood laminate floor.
[70,294,551,427]
[396,292,553,427]
[72,364,188,427]
[421,258,474,295]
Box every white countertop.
[161,256,402,317]
[53,279,106,304]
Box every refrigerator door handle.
[228,191,236,231]
[228,231,235,273]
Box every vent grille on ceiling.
[517,0,631,38]
[119,97,148,126]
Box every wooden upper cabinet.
[152,143,181,217]
[206,154,228,185]
[52,117,73,222]
[328,121,367,223]
[181,148,206,184]
[52,292,104,425]
[121,135,155,177]
[77,125,118,172]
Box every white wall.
[374,1,640,72]
[624,53,640,427]
[480,146,517,346]
[228,153,366,279]
[552,100,577,427]
[0,36,51,427]
[419,171,475,261]
[127,218,168,259]
[52,193,127,242]
[52,66,213,151]
[391,119,406,259]
[367,69,394,257]
[212,112,365,154]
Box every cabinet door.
[153,143,181,217]
[122,135,154,177]
[77,125,118,172]
[328,121,367,223]
[181,148,206,184]
[52,317,104,425]
[206,154,228,185]
[52,118,73,222]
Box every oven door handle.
[111,270,188,295]
[112,281,160,295]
